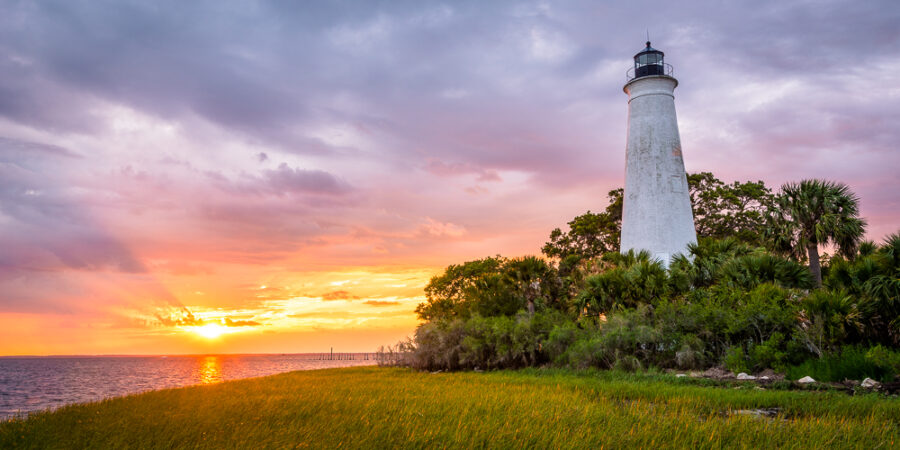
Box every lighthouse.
[620,41,696,266]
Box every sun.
[189,323,230,339]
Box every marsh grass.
[1,367,897,449]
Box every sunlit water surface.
[0,354,376,419]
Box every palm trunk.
[807,243,822,288]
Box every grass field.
[1,367,898,449]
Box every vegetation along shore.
[382,174,900,386]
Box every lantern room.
[627,41,673,81]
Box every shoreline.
[0,356,377,420]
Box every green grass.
[1,367,898,449]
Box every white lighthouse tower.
[620,41,696,266]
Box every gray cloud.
[263,163,353,196]
[0,137,147,277]
[3,0,897,186]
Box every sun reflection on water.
[199,356,222,384]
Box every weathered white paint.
[620,74,697,267]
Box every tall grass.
[1,367,897,449]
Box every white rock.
[861,378,880,388]
[760,376,770,380]
[736,372,757,380]
[798,376,816,384]
[676,374,687,378]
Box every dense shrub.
[393,311,570,371]
[719,254,813,290]
[785,347,895,382]
[824,232,900,346]
[576,250,668,315]
[865,345,900,375]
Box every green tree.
[798,290,863,357]
[687,172,775,245]
[416,256,506,321]
[501,256,560,315]
[417,256,561,321]
[669,238,756,290]
[826,231,900,345]
[541,189,622,275]
[768,179,867,287]
[576,250,668,316]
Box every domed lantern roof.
[632,41,668,79]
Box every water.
[0,354,377,420]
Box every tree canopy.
[687,172,775,245]
[768,179,867,286]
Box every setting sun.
[187,324,231,339]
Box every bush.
[719,253,813,290]
[747,332,788,372]
[675,334,706,370]
[723,347,748,374]
[865,345,900,375]
[785,347,894,382]
[391,311,573,371]
[797,289,863,356]
[556,332,607,369]
[577,257,668,314]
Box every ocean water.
[0,354,377,420]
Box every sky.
[1,0,898,355]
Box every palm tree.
[502,256,555,315]
[770,179,867,287]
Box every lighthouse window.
[638,53,661,65]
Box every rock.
[861,378,880,389]
[736,372,757,380]
[676,374,687,378]
[731,408,781,418]
[702,367,735,379]
[757,369,785,381]
[798,376,816,384]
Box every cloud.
[0,137,147,277]
[363,300,400,307]
[423,159,501,182]
[155,308,204,327]
[155,307,262,328]
[224,318,262,327]
[262,163,353,196]
[418,218,466,238]
[320,290,360,301]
